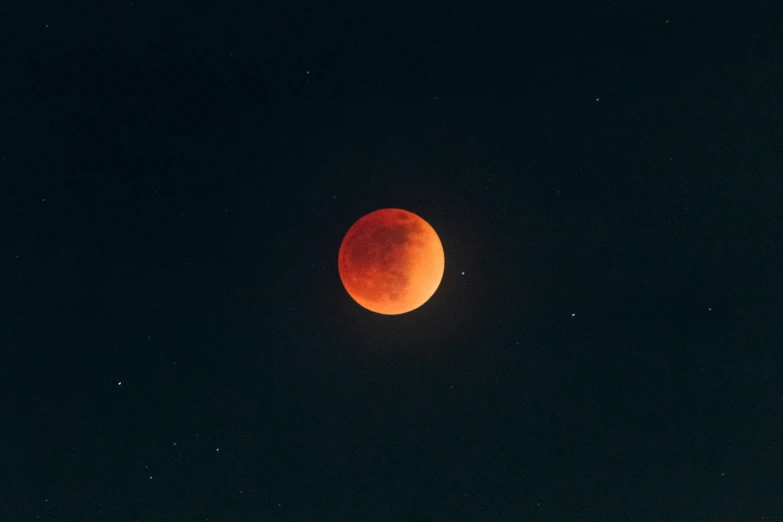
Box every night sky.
[3,1,783,520]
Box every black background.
[2,1,782,520]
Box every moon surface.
[338,208,445,315]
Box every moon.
[338,208,445,315]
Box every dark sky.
[2,1,782,520]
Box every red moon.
[338,208,445,315]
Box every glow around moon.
[338,208,445,315]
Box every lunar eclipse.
[338,208,445,315]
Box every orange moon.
[338,208,445,315]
